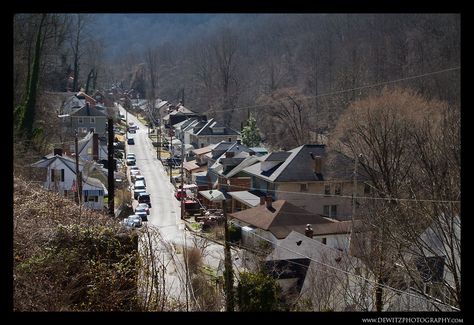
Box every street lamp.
[200,189,234,312]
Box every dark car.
[165,156,182,167]
[127,137,135,145]
[135,211,148,222]
[138,193,151,208]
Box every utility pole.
[74,131,81,204]
[222,199,234,312]
[169,130,173,184]
[180,141,185,219]
[352,154,360,221]
[107,118,115,217]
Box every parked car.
[135,210,148,222]
[135,175,146,186]
[122,215,142,229]
[136,203,150,215]
[130,168,141,182]
[133,180,146,199]
[126,157,136,166]
[126,154,136,165]
[138,193,151,207]
[165,156,182,167]
[175,189,187,200]
[127,137,135,145]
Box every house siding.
[70,116,107,136]
[274,181,365,221]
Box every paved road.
[118,104,245,308]
[122,107,183,242]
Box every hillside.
[13,176,139,311]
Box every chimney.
[92,133,99,161]
[260,196,266,205]
[236,139,241,145]
[305,224,314,238]
[265,195,273,209]
[53,148,63,156]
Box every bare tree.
[257,88,312,150]
[331,87,460,311]
[69,14,92,92]
[212,27,240,127]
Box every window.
[364,183,371,195]
[331,205,337,217]
[51,169,55,181]
[88,196,98,202]
[323,205,338,219]
[321,237,327,245]
[78,117,83,124]
[324,184,331,196]
[90,117,95,123]
[335,183,342,195]
[61,169,64,182]
[87,147,93,155]
[300,183,308,192]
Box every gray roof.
[225,155,262,178]
[31,154,82,175]
[267,231,340,261]
[83,176,106,189]
[228,190,262,207]
[70,104,107,117]
[242,144,369,183]
[266,152,291,161]
[195,118,240,136]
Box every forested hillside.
[96,14,459,148]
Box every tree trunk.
[20,13,46,139]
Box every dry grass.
[13,176,139,311]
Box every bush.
[228,224,241,243]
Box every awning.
[199,190,226,202]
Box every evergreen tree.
[241,114,261,147]
[237,272,282,311]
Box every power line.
[211,181,460,204]
[203,66,460,115]
[241,230,459,311]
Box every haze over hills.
[92,14,259,59]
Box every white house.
[30,149,106,210]
[70,131,108,162]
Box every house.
[163,103,203,128]
[70,131,108,162]
[241,144,370,221]
[67,102,107,136]
[265,231,369,311]
[384,215,461,311]
[76,91,97,107]
[189,118,240,149]
[230,198,332,247]
[30,149,107,210]
[311,219,356,252]
[227,189,267,213]
[205,141,258,196]
[61,93,86,115]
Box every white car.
[122,215,142,229]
